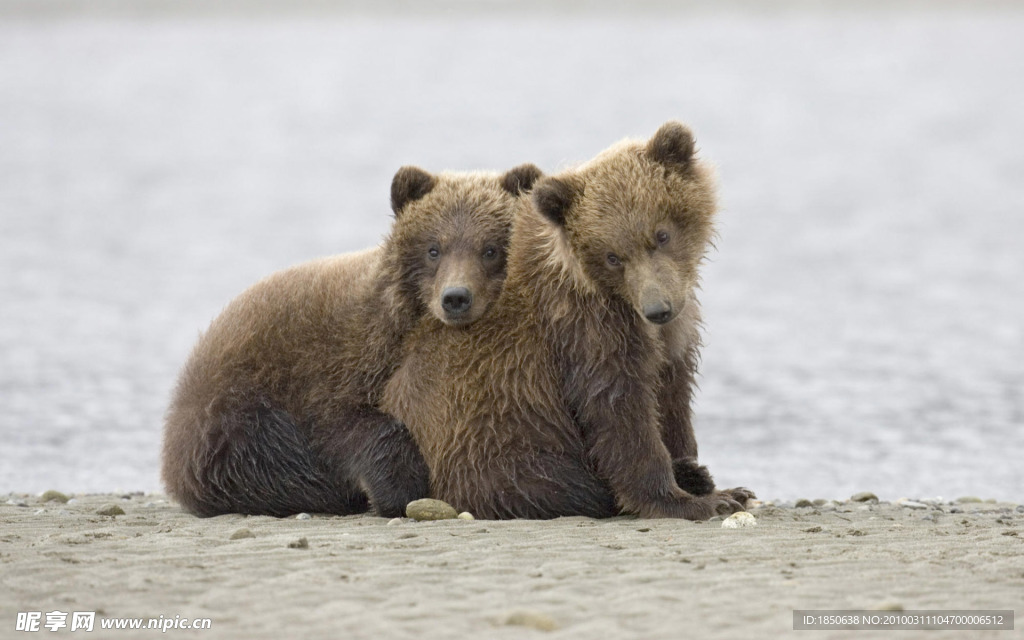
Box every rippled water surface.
[2,3,1022,501]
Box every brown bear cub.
[161,164,543,517]
[382,122,754,519]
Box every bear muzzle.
[441,286,474,319]
[642,300,675,325]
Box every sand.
[1,493,1020,639]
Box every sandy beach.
[2,3,1022,637]
[2,493,1020,638]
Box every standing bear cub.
[162,164,543,517]
[383,122,754,519]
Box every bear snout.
[441,287,473,317]
[642,300,674,325]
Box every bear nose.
[643,301,673,325]
[441,287,473,315]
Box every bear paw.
[639,492,745,521]
[718,486,756,507]
[672,458,716,496]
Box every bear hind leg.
[190,404,367,517]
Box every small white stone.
[34,508,46,515]
[900,501,929,510]
[457,512,475,520]
[721,511,757,529]
[294,512,312,520]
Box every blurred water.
[1,4,1022,501]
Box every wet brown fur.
[382,123,754,519]
[161,165,542,517]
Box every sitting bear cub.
[383,122,753,519]
[161,164,542,517]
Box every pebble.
[34,508,46,515]
[95,504,125,517]
[795,499,814,508]
[287,537,309,549]
[295,513,312,520]
[900,501,929,510]
[66,498,78,505]
[721,511,757,529]
[387,518,404,526]
[457,512,475,520]
[6,499,29,507]
[229,528,255,540]
[40,490,69,504]
[497,610,559,632]
[850,492,878,503]
[1017,506,1024,513]
[949,507,962,514]
[405,498,458,521]
[812,499,828,506]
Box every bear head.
[387,163,543,326]
[533,121,716,325]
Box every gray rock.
[851,492,878,503]
[95,504,125,517]
[40,490,69,503]
[795,498,814,508]
[812,499,828,506]
[229,528,255,540]
[6,499,29,507]
[405,498,458,521]
[287,537,309,549]
[1016,506,1024,513]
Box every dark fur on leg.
[185,403,366,518]
[321,409,430,518]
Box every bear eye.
[482,246,498,260]
[427,246,440,260]
[656,230,670,246]
[606,253,622,267]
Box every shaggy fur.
[161,164,542,517]
[382,122,754,519]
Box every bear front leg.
[658,355,700,462]
[659,338,756,507]
[577,385,743,521]
[318,407,431,518]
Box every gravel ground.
[1,492,1021,639]
[1,2,1022,501]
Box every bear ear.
[500,163,544,196]
[391,166,436,217]
[532,176,579,227]
[646,121,695,169]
